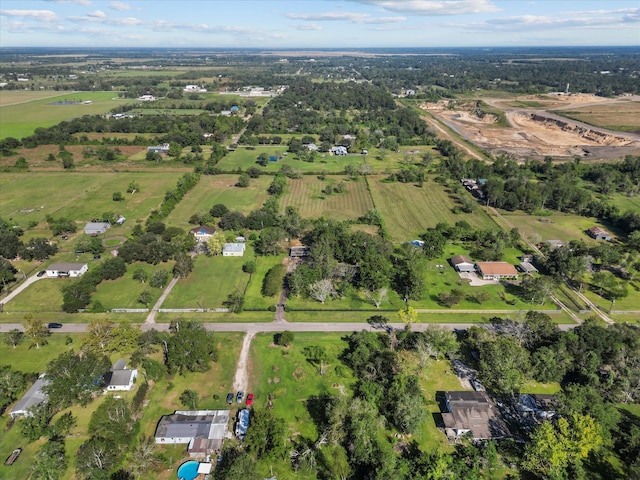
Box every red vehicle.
[246,393,254,406]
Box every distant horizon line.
[0,45,638,50]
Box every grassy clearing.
[520,380,562,395]
[368,176,497,242]
[553,100,640,132]
[0,172,178,229]
[582,278,640,311]
[280,176,374,221]
[498,210,613,244]
[161,251,252,309]
[164,174,272,230]
[3,278,65,313]
[607,193,640,214]
[243,254,287,310]
[0,91,134,140]
[0,90,75,107]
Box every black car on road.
[47,323,63,329]
[226,392,234,405]
[36,271,46,277]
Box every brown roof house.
[476,262,518,280]
[587,226,612,241]
[441,391,509,440]
[449,255,476,272]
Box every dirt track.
[423,94,640,160]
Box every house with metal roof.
[222,243,245,257]
[449,255,476,272]
[441,391,509,440]
[154,410,230,457]
[9,374,49,418]
[103,359,138,392]
[84,221,110,236]
[45,263,88,278]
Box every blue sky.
[1,1,638,48]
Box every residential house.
[155,410,230,457]
[587,226,613,241]
[304,143,319,151]
[84,221,110,235]
[289,246,311,258]
[103,359,138,392]
[449,255,476,273]
[137,94,156,101]
[441,391,509,440]
[46,263,88,278]
[519,262,539,274]
[331,146,348,156]
[516,394,556,420]
[544,239,565,249]
[184,85,207,93]
[223,243,245,257]
[190,226,215,242]
[147,143,170,155]
[10,374,49,418]
[476,262,518,280]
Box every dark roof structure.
[441,391,509,440]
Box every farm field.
[165,174,272,230]
[368,176,497,242]
[553,97,640,132]
[0,90,73,107]
[0,91,133,140]
[161,250,252,309]
[497,210,614,244]
[0,172,178,229]
[280,175,374,221]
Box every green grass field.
[164,174,272,230]
[280,176,374,221]
[368,176,498,242]
[0,91,134,140]
[0,172,179,230]
[497,210,616,244]
[161,250,252,309]
[243,254,287,310]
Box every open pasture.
[0,90,73,107]
[165,174,272,229]
[0,172,178,228]
[279,176,374,220]
[554,98,640,133]
[0,91,133,140]
[161,250,252,309]
[497,210,614,244]
[368,176,497,242]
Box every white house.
[10,374,49,418]
[190,226,215,242]
[223,243,245,257]
[155,410,230,456]
[476,262,518,280]
[104,359,138,392]
[147,143,170,155]
[46,263,88,278]
[331,146,348,156]
[137,94,156,101]
[84,221,110,235]
[184,85,207,93]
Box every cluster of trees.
[0,217,58,265]
[145,172,200,225]
[61,257,127,312]
[244,79,433,148]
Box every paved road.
[0,321,578,334]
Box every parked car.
[226,393,234,405]
[47,323,63,329]
[246,393,254,406]
[36,271,46,277]
[236,391,244,403]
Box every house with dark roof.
[10,374,49,418]
[449,255,476,272]
[289,246,311,258]
[154,410,230,457]
[476,262,518,280]
[103,359,138,392]
[46,263,88,278]
[190,225,215,242]
[441,391,509,440]
[587,226,612,241]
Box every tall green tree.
[165,320,217,374]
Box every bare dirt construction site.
[422,94,640,160]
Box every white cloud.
[87,10,106,19]
[109,2,132,11]
[0,9,59,22]
[67,11,143,26]
[347,0,500,15]
[292,23,323,31]
[286,11,405,24]
[45,0,92,5]
[473,12,640,32]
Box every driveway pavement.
[458,271,499,286]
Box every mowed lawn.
[165,174,272,230]
[498,211,615,244]
[4,278,65,313]
[162,250,252,309]
[0,91,133,139]
[0,172,178,228]
[280,176,374,221]
[368,176,497,242]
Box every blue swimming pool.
[177,460,199,480]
